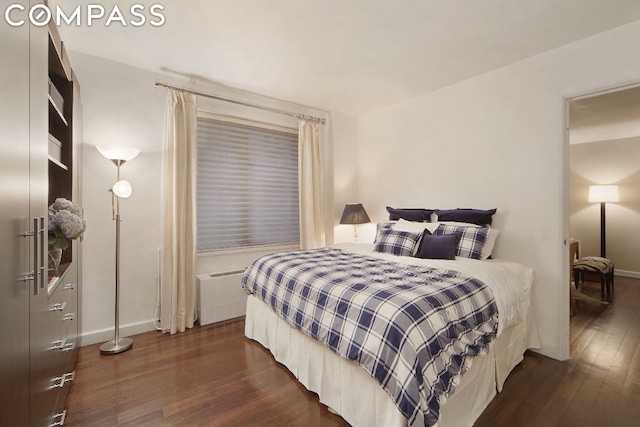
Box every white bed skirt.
[245,295,538,427]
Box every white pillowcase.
[481,228,500,260]
[391,218,430,234]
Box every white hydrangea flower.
[48,198,86,249]
[51,198,82,216]
[54,210,85,239]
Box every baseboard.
[615,270,640,280]
[79,319,159,347]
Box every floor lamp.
[588,184,619,258]
[340,203,370,242]
[97,146,140,355]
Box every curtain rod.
[155,82,327,125]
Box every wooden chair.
[572,250,614,302]
[569,238,608,315]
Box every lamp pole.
[588,185,619,260]
[100,159,133,355]
[600,202,606,258]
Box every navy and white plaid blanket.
[242,248,498,427]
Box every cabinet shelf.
[48,155,68,171]
[47,27,73,209]
[47,262,72,296]
[48,95,68,126]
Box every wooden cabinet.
[43,22,81,427]
[0,9,80,426]
[0,9,43,426]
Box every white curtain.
[160,89,197,334]
[298,120,326,249]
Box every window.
[197,113,299,251]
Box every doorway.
[568,85,640,280]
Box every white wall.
[72,53,165,344]
[357,21,640,360]
[332,111,361,243]
[71,52,358,344]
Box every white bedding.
[333,242,534,334]
[244,243,539,426]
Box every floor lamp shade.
[112,180,132,198]
[588,185,619,203]
[588,185,619,258]
[96,145,141,162]
[97,146,138,355]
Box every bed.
[241,218,539,427]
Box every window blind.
[197,115,299,251]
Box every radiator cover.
[196,270,247,325]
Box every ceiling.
[51,0,640,115]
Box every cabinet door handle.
[20,271,35,282]
[39,216,46,289]
[63,283,75,290]
[33,218,39,295]
[50,339,64,351]
[63,312,75,321]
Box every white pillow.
[481,228,500,260]
[423,222,440,234]
[392,218,429,234]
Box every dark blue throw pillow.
[386,206,434,222]
[434,208,497,226]
[415,234,461,260]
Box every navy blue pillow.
[386,206,434,222]
[434,208,497,226]
[415,233,461,260]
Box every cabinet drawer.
[46,269,78,381]
[50,348,76,426]
[48,315,77,373]
[47,272,78,425]
[48,284,77,350]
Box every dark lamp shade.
[340,203,371,225]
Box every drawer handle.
[50,409,67,427]
[63,283,75,290]
[61,342,75,352]
[50,339,64,351]
[51,371,75,389]
[63,312,75,321]
[50,301,67,312]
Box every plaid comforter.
[242,248,498,427]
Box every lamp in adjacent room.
[588,184,619,258]
[96,145,140,355]
[340,203,370,242]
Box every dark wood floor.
[475,276,640,427]
[65,277,640,426]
